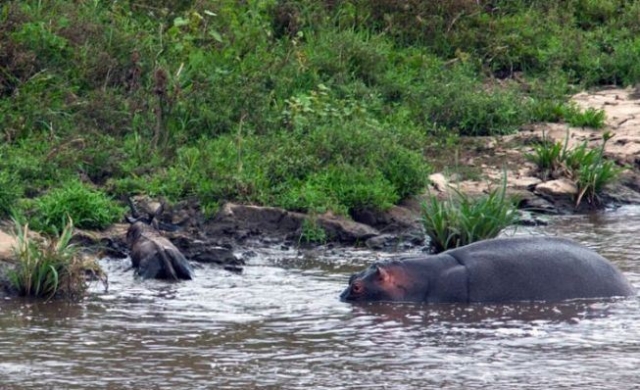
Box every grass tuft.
[29,180,124,235]
[7,217,107,300]
[421,177,519,253]
[526,131,623,207]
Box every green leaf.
[209,30,223,43]
[173,17,189,27]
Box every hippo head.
[340,262,409,303]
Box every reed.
[7,218,107,300]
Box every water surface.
[2,207,640,389]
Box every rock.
[190,245,238,264]
[516,210,549,226]
[351,205,422,234]
[535,178,578,197]
[0,230,17,261]
[509,176,542,191]
[365,234,398,250]
[210,203,304,238]
[428,173,449,192]
[315,214,379,244]
[365,232,424,250]
[517,193,560,214]
[73,224,129,258]
[209,202,383,245]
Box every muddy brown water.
[2,207,640,389]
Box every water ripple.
[3,206,640,389]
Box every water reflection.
[1,206,640,389]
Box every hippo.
[340,236,635,304]
[125,198,194,280]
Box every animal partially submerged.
[125,199,194,280]
[341,236,635,304]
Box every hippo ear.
[374,265,390,282]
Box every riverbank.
[2,86,640,278]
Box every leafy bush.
[29,180,123,235]
[421,180,519,253]
[7,218,106,300]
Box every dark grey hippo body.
[341,236,635,304]
[127,221,194,280]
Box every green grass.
[572,132,624,205]
[421,179,519,253]
[2,0,640,226]
[7,218,106,300]
[525,138,566,181]
[562,105,606,129]
[526,131,623,207]
[0,171,23,218]
[28,180,124,235]
[299,217,327,245]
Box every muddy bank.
[1,87,640,289]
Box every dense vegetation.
[1,0,639,231]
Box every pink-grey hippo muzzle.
[341,236,635,304]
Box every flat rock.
[315,214,379,244]
[535,178,578,197]
[0,230,16,261]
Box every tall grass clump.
[421,179,519,253]
[524,130,569,180]
[299,217,327,245]
[562,105,606,129]
[7,218,106,300]
[29,180,123,235]
[571,132,624,206]
[526,131,623,207]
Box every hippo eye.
[352,282,363,294]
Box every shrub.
[29,180,123,235]
[7,218,107,300]
[421,179,519,253]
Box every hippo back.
[446,236,635,303]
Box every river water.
[2,207,640,389]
